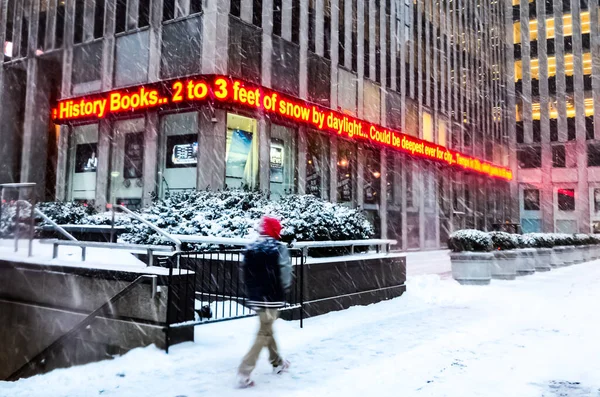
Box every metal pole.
[28,187,36,257]
[14,192,19,253]
[0,186,4,240]
[110,204,116,243]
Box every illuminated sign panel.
[52,75,513,181]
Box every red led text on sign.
[51,75,513,181]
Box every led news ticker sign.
[52,75,513,181]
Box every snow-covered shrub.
[36,201,96,225]
[573,233,595,246]
[521,233,555,248]
[551,233,575,247]
[447,229,493,252]
[117,190,374,254]
[489,231,519,251]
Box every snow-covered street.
[3,260,600,397]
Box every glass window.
[364,148,381,205]
[422,111,433,142]
[226,113,259,190]
[337,140,356,203]
[553,145,566,168]
[521,218,542,233]
[588,143,600,166]
[160,112,198,197]
[110,118,146,209]
[556,219,577,233]
[160,17,203,79]
[523,189,540,211]
[114,31,150,87]
[594,188,600,212]
[518,147,542,168]
[558,189,575,211]
[270,125,297,200]
[306,131,331,200]
[68,124,99,202]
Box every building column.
[197,108,226,191]
[19,58,52,200]
[261,0,273,87]
[148,0,164,82]
[95,119,112,210]
[258,116,271,193]
[142,113,159,207]
[0,67,26,185]
[202,0,229,74]
[380,149,388,239]
[55,125,70,201]
[297,127,308,195]
[356,144,365,208]
[329,136,338,202]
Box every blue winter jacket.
[242,236,292,309]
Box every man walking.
[237,216,292,388]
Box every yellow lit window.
[423,112,433,142]
[529,20,538,41]
[545,12,590,40]
[532,98,594,120]
[515,60,522,81]
[548,56,556,76]
[530,58,539,80]
[583,53,592,75]
[514,22,521,44]
[546,18,555,39]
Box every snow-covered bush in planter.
[488,231,519,251]
[118,190,374,256]
[447,230,493,252]
[551,233,575,247]
[521,233,555,248]
[488,232,520,280]
[448,230,493,285]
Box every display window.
[337,140,356,203]
[67,124,99,202]
[160,112,198,197]
[306,131,331,200]
[110,117,146,209]
[226,113,259,190]
[270,124,297,200]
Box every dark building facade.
[0,0,515,250]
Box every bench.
[39,239,174,266]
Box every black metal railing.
[164,248,305,352]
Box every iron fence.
[164,247,305,352]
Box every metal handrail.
[170,235,397,254]
[115,205,182,251]
[34,208,78,242]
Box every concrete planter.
[492,250,518,280]
[579,245,589,263]
[450,252,493,285]
[550,247,565,267]
[556,246,575,266]
[534,248,552,272]
[516,248,537,276]
[572,246,585,264]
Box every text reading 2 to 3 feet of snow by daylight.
[51,75,513,181]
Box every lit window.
[558,189,575,211]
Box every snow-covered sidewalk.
[3,261,600,397]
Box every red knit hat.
[260,216,282,240]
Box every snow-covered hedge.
[448,230,600,252]
[489,231,520,251]
[447,230,493,252]
[519,233,555,249]
[119,191,374,254]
